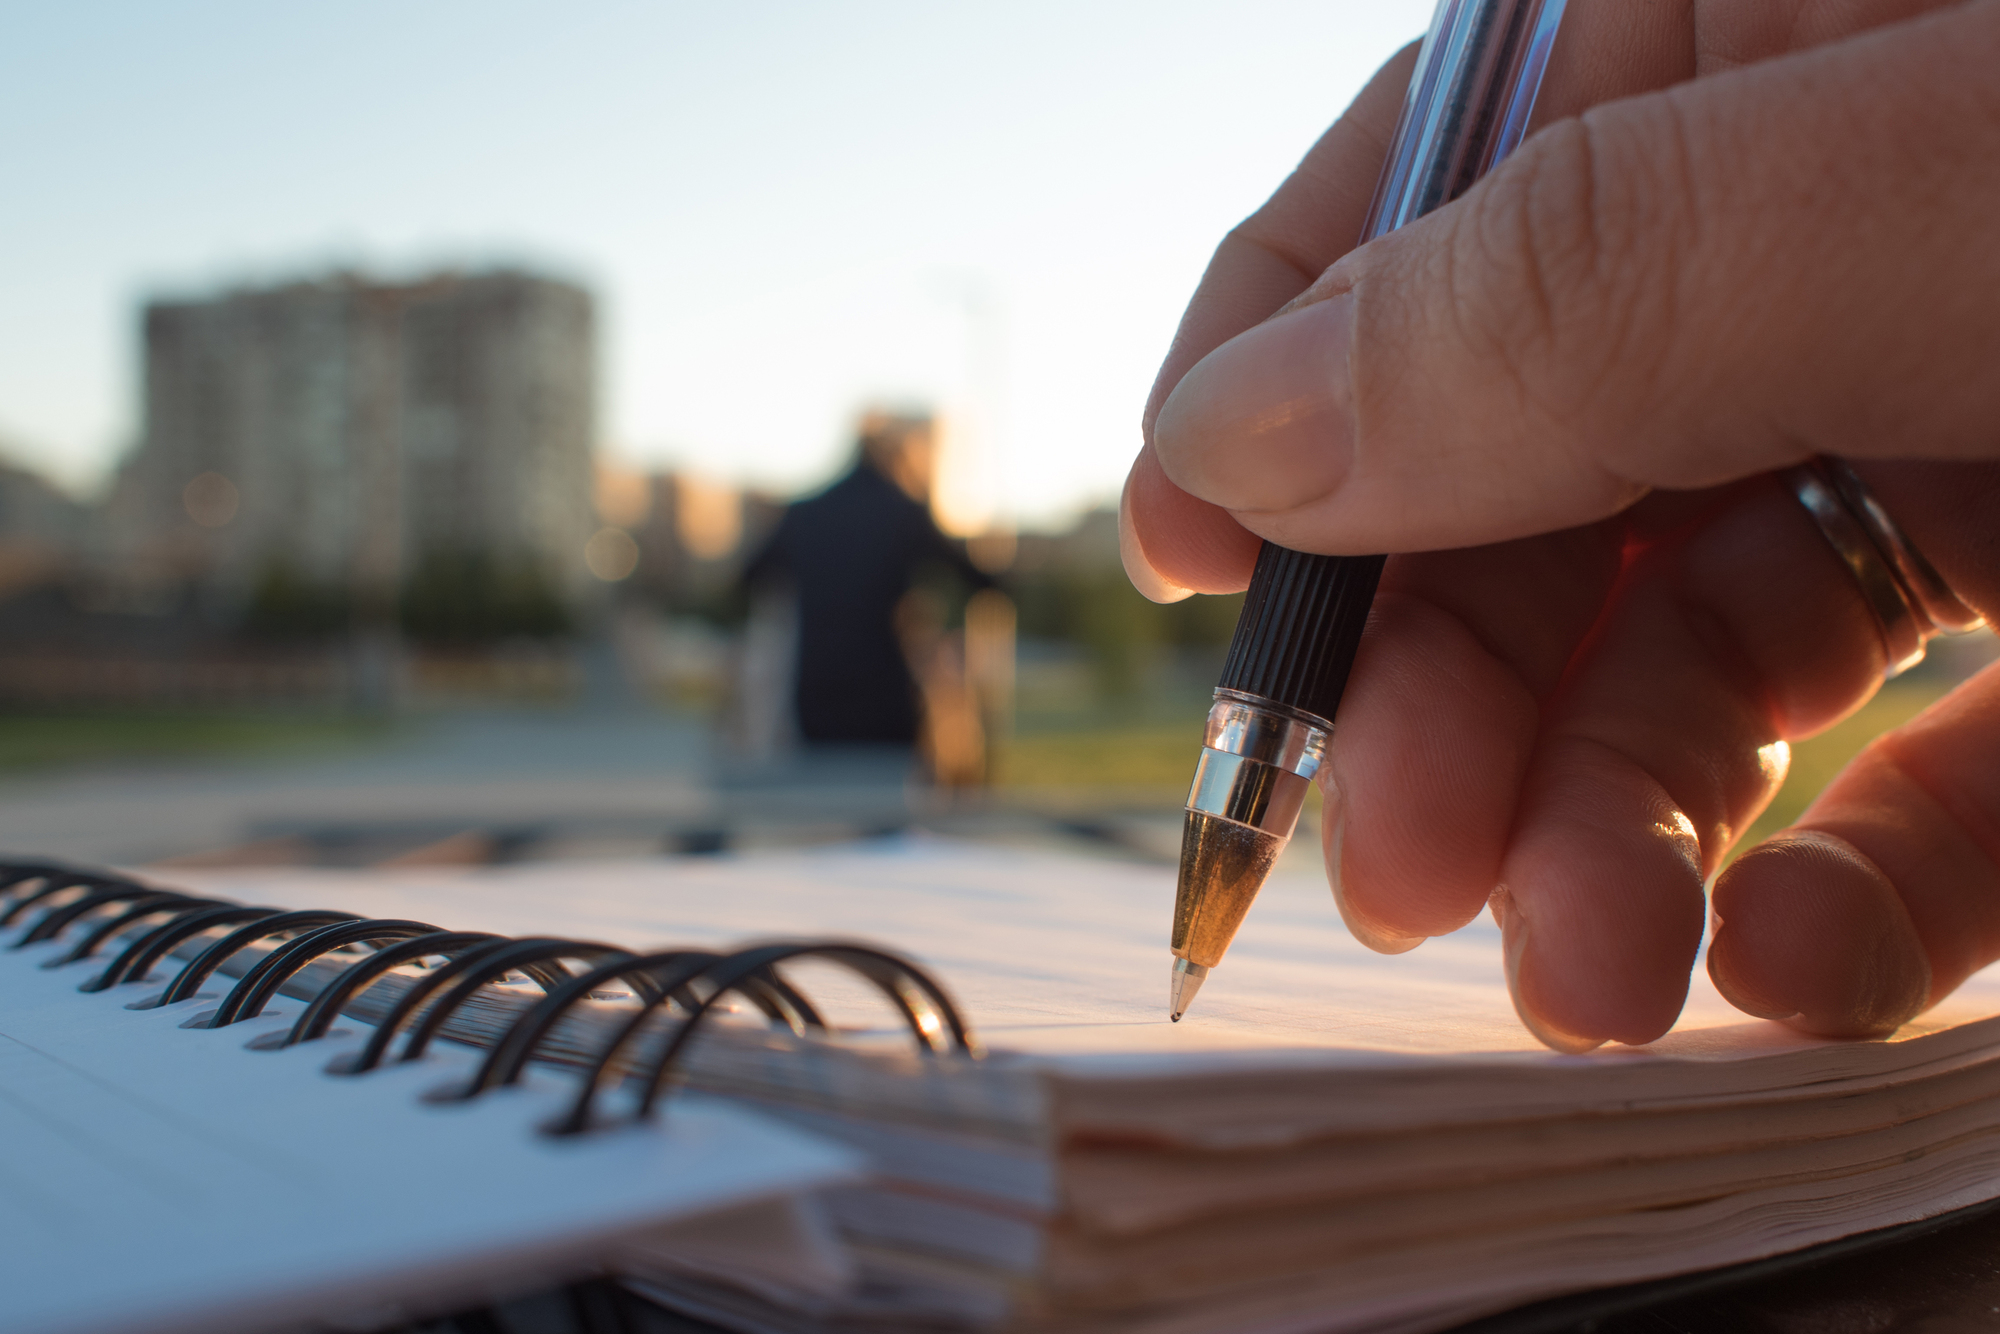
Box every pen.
[1168,0,1571,1021]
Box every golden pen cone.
[1168,810,1286,1020]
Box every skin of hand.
[1122,0,2000,1052]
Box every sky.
[0,0,1434,529]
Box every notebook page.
[168,835,2000,1067]
[0,941,855,1334]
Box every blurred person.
[744,412,995,769]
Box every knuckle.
[1465,106,1700,421]
[1474,119,1601,346]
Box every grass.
[0,711,394,773]
[995,682,1212,796]
[996,716,1205,795]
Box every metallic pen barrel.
[1169,692,1330,1020]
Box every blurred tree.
[397,549,570,644]
[1012,563,1244,702]
[1163,589,1245,648]
[241,557,352,640]
[1072,569,1160,700]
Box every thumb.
[1152,2,2000,555]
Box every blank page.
[170,835,2000,1067]
[0,939,854,1334]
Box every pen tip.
[1168,957,1209,1023]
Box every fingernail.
[1118,476,1194,604]
[1493,886,1606,1055]
[1152,295,1356,515]
[1324,773,1423,955]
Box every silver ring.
[1816,458,1986,635]
[1784,457,1985,678]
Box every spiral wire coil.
[0,856,981,1138]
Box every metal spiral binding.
[391,939,639,1068]
[538,940,981,1137]
[49,892,222,968]
[0,856,983,1140]
[0,866,122,930]
[283,930,502,1048]
[204,918,441,1028]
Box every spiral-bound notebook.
[15,839,2000,1334]
[0,862,884,1334]
[44,836,2000,1334]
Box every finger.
[1846,459,2000,614]
[1486,478,1889,1049]
[1704,459,2000,1038]
[1320,523,1621,950]
[1709,659,2000,1038]
[1122,44,1419,599]
[1525,0,1689,123]
[1118,450,1258,602]
[1488,464,1984,1048]
[1119,0,1694,598]
[1690,0,1969,75]
[1138,43,1419,445]
[1124,0,1708,597]
[1123,0,1711,599]
[1333,476,1882,965]
[1538,0,1964,110]
[1151,3,2000,556]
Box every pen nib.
[1169,957,1209,1022]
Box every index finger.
[1123,45,1416,599]
[1138,43,1419,447]
[1124,0,1699,597]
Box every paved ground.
[0,704,728,866]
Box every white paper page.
[0,943,856,1334]
[162,835,2000,1068]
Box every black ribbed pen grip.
[1217,543,1386,725]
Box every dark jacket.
[745,460,991,745]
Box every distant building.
[0,454,87,599]
[100,271,596,621]
[630,471,777,609]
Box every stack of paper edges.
[640,1017,2000,1333]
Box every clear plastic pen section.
[1184,690,1330,839]
[1362,0,1569,243]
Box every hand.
[1122,0,2000,1050]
